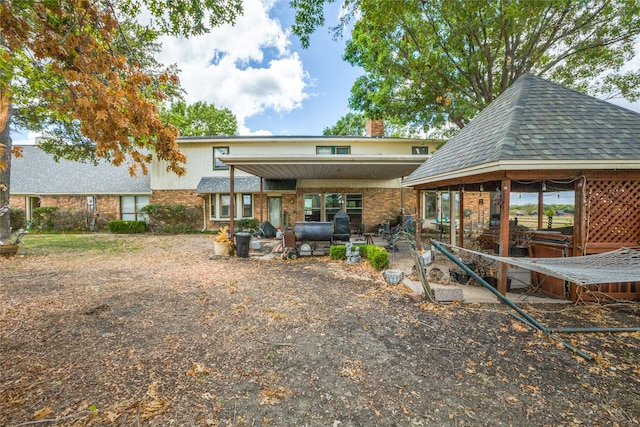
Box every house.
[10,121,442,234]
[150,121,441,233]
[9,144,151,228]
[403,73,640,300]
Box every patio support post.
[574,177,586,256]
[449,189,456,244]
[260,177,264,224]
[458,188,464,248]
[537,189,544,229]
[229,165,235,239]
[498,179,511,296]
[415,190,421,247]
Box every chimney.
[365,119,384,137]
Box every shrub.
[331,243,387,269]
[367,246,389,270]
[108,220,147,234]
[329,245,347,260]
[10,208,26,230]
[31,207,60,229]
[235,218,260,232]
[140,204,201,233]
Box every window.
[220,194,231,218]
[121,196,149,221]
[316,146,350,155]
[209,195,216,218]
[209,194,253,219]
[213,146,229,170]
[324,193,343,222]
[424,192,437,220]
[242,194,252,218]
[346,194,363,229]
[412,146,428,155]
[304,194,321,221]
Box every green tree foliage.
[323,111,427,138]
[292,0,640,131]
[160,101,238,136]
[323,112,367,136]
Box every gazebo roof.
[403,74,640,187]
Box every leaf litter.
[0,234,638,426]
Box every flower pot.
[383,269,404,285]
[213,241,231,256]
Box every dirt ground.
[1,234,639,427]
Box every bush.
[329,245,347,260]
[108,220,147,234]
[31,207,60,230]
[29,207,91,232]
[235,218,260,232]
[330,243,388,269]
[10,208,26,230]
[367,246,389,270]
[140,204,201,234]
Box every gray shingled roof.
[10,145,150,194]
[195,177,296,193]
[405,74,640,184]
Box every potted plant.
[212,225,231,256]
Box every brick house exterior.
[9,145,150,226]
[11,129,453,234]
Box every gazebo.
[403,74,640,299]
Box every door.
[268,197,282,228]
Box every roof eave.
[402,159,640,187]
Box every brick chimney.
[365,119,384,137]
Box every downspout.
[202,196,207,232]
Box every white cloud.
[156,0,310,135]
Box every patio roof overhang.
[218,154,429,180]
[402,159,640,190]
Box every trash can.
[235,232,252,258]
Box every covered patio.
[404,74,640,300]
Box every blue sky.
[10,0,640,142]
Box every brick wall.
[10,194,124,222]
[365,119,385,137]
[151,190,202,207]
[294,187,417,233]
[9,195,26,210]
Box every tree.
[0,0,242,242]
[291,0,640,131]
[323,111,430,138]
[322,112,367,136]
[161,101,238,136]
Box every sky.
[10,0,640,143]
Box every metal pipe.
[547,327,640,333]
[431,240,594,361]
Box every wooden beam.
[415,190,421,246]
[537,189,543,230]
[260,177,264,224]
[458,189,464,247]
[229,165,235,240]
[574,177,586,256]
[498,179,511,297]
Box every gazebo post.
[229,165,235,240]
[458,188,464,247]
[448,188,456,244]
[415,190,421,247]
[498,179,511,296]
[537,187,544,229]
[574,177,586,256]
